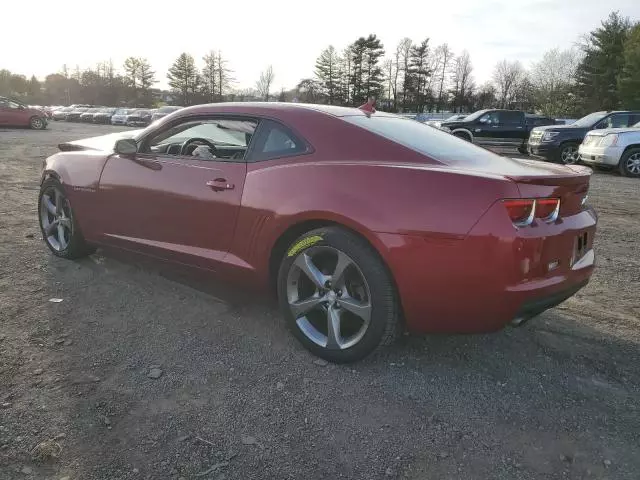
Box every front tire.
[618,148,640,178]
[558,142,580,164]
[277,227,400,363]
[38,178,95,259]
[453,131,471,142]
[29,116,46,130]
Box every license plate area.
[571,231,589,266]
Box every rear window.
[342,115,502,167]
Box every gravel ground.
[1,122,639,480]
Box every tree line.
[0,11,638,116]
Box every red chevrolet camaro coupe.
[38,103,597,362]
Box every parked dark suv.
[439,109,557,153]
[528,110,640,164]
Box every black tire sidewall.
[38,178,91,259]
[619,148,640,177]
[277,227,397,363]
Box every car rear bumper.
[578,145,621,167]
[373,207,597,334]
[527,142,558,160]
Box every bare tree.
[450,50,474,112]
[492,59,524,108]
[530,48,582,116]
[434,43,454,112]
[256,65,275,101]
[383,58,395,109]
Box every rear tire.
[277,227,400,363]
[618,148,640,178]
[38,178,95,259]
[29,116,46,130]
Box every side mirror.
[114,138,137,155]
[18,105,25,110]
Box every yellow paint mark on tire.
[287,235,324,257]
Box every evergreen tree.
[350,38,367,104]
[167,53,200,105]
[363,34,385,102]
[618,23,640,109]
[315,46,341,104]
[575,11,631,112]
[123,57,140,99]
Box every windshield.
[133,110,150,116]
[572,112,608,127]
[633,121,640,128]
[115,109,131,115]
[446,114,468,121]
[342,114,508,167]
[459,110,488,122]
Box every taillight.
[503,199,535,227]
[536,198,560,222]
[503,198,561,227]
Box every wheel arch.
[621,143,640,156]
[451,128,473,142]
[267,219,404,320]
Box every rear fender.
[231,161,520,286]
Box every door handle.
[206,178,235,191]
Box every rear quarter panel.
[230,157,521,290]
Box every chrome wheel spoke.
[326,305,342,349]
[59,217,72,230]
[330,250,352,288]
[290,295,324,318]
[339,296,371,322]
[45,219,59,236]
[44,195,57,215]
[57,224,67,249]
[294,253,327,289]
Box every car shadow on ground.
[10,246,637,480]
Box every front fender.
[41,151,110,240]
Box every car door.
[499,110,526,144]
[0,99,26,126]
[96,115,258,271]
[472,111,502,146]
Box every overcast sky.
[3,0,639,92]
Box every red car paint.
[42,103,597,332]
[0,97,47,127]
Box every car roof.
[179,102,398,119]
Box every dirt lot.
[1,121,639,480]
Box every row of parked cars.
[427,109,640,178]
[50,105,183,127]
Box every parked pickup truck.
[578,120,640,177]
[528,110,640,164]
[439,109,558,152]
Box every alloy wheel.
[40,187,73,251]
[625,153,640,175]
[561,145,579,164]
[286,246,372,350]
[31,118,43,129]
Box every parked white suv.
[579,121,640,177]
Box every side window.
[607,114,632,128]
[0,99,7,108]
[8,101,20,109]
[250,120,308,161]
[143,117,258,161]
[478,112,500,124]
[499,111,522,125]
